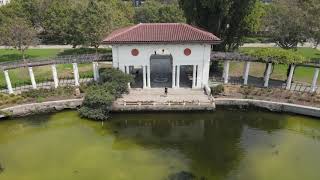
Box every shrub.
[79,68,133,121]
[211,85,225,95]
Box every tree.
[0,17,38,61]
[134,0,185,23]
[179,0,262,51]
[264,0,307,50]
[82,0,113,51]
[302,0,320,48]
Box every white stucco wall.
[112,43,211,88]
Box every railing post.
[51,64,59,88]
[4,70,13,94]
[93,62,99,82]
[311,68,319,93]
[72,63,80,86]
[264,63,272,87]
[243,62,250,85]
[223,60,230,84]
[286,64,295,90]
[142,65,147,88]
[28,67,37,89]
[147,65,151,88]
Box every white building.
[102,23,221,89]
[0,0,10,6]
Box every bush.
[211,85,225,95]
[79,68,133,121]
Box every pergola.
[211,52,320,93]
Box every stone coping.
[1,98,320,119]
[215,98,320,118]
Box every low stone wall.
[215,98,320,118]
[0,99,83,118]
[1,98,320,119]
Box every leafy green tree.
[264,0,307,50]
[179,0,262,51]
[0,17,38,62]
[302,0,320,48]
[135,0,185,23]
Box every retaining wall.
[215,98,320,118]
[1,98,320,118]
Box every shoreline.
[1,98,320,119]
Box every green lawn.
[233,47,320,84]
[0,48,112,89]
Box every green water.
[0,110,320,180]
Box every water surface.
[0,110,319,180]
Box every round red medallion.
[184,48,191,56]
[131,49,139,56]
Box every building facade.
[103,23,221,89]
[0,0,10,6]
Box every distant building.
[132,0,144,7]
[0,0,10,6]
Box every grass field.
[0,48,112,88]
[231,47,320,84]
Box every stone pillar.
[51,64,59,88]
[147,65,151,88]
[28,67,37,89]
[93,62,99,82]
[142,65,147,88]
[192,65,197,89]
[176,65,180,88]
[72,63,80,86]
[172,65,176,88]
[264,63,272,87]
[286,64,296,90]
[311,68,319,93]
[196,65,202,88]
[223,60,230,84]
[243,62,251,85]
[4,70,13,94]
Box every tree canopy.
[179,0,266,51]
[134,0,185,23]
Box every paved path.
[117,88,211,103]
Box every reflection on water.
[0,110,319,180]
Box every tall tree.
[0,17,38,62]
[83,0,113,51]
[264,0,307,50]
[179,0,261,51]
[134,0,185,23]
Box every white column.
[4,70,13,94]
[147,65,151,88]
[28,67,37,89]
[223,60,230,84]
[142,65,147,88]
[72,63,80,86]
[286,64,296,90]
[176,65,180,88]
[172,65,176,88]
[264,63,272,87]
[196,65,203,88]
[311,68,319,93]
[93,62,99,82]
[192,65,197,89]
[51,64,59,88]
[243,62,251,85]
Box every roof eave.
[101,40,222,45]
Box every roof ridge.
[106,24,141,41]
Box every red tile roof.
[102,23,221,44]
